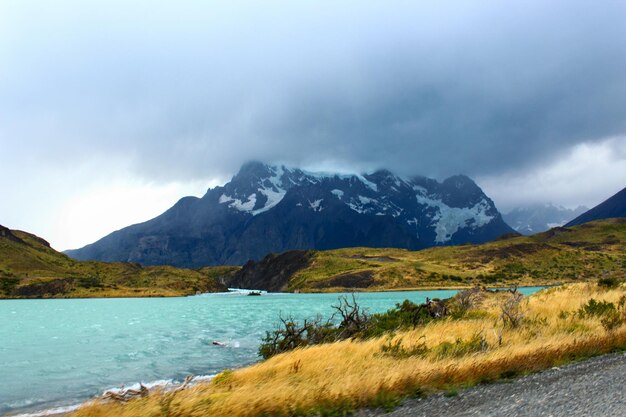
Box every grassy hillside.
[0,225,238,298]
[283,219,626,291]
[2,218,624,297]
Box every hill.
[226,219,626,292]
[566,187,626,226]
[65,162,515,267]
[0,225,236,298]
[5,219,624,297]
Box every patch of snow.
[232,194,257,211]
[219,193,257,212]
[344,195,404,217]
[218,194,232,204]
[358,175,378,191]
[331,189,344,199]
[412,185,427,194]
[547,222,565,229]
[309,199,324,212]
[416,195,494,243]
[348,201,366,213]
[252,187,286,215]
[268,165,285,188]
[407,218,420,238]
[358,195,374,205]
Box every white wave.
[11,403,82,417]
[103,379,174,395]
[11,374,220,417]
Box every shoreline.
[0,282,558,301]
[6,374,221,417]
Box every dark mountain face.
[566,187,626,227]
[504,204,588,235]
[65,162,516,267]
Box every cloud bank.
[1,0,626,248]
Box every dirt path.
[358,351,626,417]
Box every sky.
[1,0,626,250]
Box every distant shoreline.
[0,283,557,301]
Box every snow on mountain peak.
[415,194,494,243]
[216,163,499,243]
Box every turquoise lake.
[0,287,544,415]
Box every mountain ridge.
[66,161,516,267]
[566,187,626,227]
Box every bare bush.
[453,287,482,314]
[331,294,371,338]
[500,287,525,328]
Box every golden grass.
[73,282,626,417]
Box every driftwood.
[174,375,194,392]
[102,375,194,402]
[102,383,149,402]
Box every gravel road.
[357,351,626,417]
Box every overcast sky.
[1,0,626,250]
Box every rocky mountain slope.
[225,219,626,292]
[504,204,588,235]
[566,186,626,226]
[0,224,233,298]
[66,162,515,267]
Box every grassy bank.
[73,282,626,416]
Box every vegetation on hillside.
[72,281,626,417]
[0,226,237,298]
[2,218,625,297]
[286,219,626,291]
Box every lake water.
[0,287,544,415]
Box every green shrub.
[369,390,402,412]
[599,296,626,331]
[379,337,429,359]
[597,276,622,289]
[600,310,625,331]
[433,332,488,358]
[213,369,234,386]
[364,299,438,338]
[0,277,21,295]
[77,276,103,288]
[577,298,616,318]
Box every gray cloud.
[2,0,626,181]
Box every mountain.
[566,187,626,226]
[225,219,626,292]
[66,161,516,267]
[0,224,232,298]
[503,204,588,235]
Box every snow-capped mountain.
[66,161,516,267]
[503,204,588,235]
